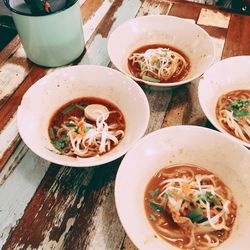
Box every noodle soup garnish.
[128,44,190,83]
[144,165,237,250]
[216,89,250,144]
[48,97,125,158]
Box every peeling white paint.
[14,47,27,59]
[0,63,28,100]
[83,0,115,42]
[137,1,168,16]
[79,0,142,66]
[212,36,225,62]
[0,114,18,160]
[86,182,125,250]
[0,149,49,248]
[197,8,230,28]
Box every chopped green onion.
[61,105,74,115]
[149,188,159,197]
[142,75,161,83]
[75,103,85,111]
[149,214,157,221]
[149,201,164,213]
[49,127,55,139]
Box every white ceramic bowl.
[17,65,150,167]
[108,15,215,89]
[198,56,250,148]
[115,125,250,250]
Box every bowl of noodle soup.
[108,15,215,89]
[115,125,250,250]
[17,65,150,167]
[198,56,250,148]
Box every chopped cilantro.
[196,191,221,206]
[52,139,68,149]
[233,109,249,117]
[229,99,250,118]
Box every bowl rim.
[198,55,250,148]
[108,15,215,88]
[114,125,250,249]
[17,64,150,167]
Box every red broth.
[128,44,190,83]
[48,97,125,157]
[144,164,237,249]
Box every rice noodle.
[216,89,250,143]
[144,164,237,250]
[128,46,189,82]
[49,98,125,158]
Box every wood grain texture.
[222,13,250,58]
[0,144,50,248]
[168,0,201,20]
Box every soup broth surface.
[48,97,125,158]
[128,44,190,83]
[144,164,237,250]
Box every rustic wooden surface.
[0,0,250,249]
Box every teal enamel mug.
[4,0,85,67]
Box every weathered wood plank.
[168,0,201,20]
[0,146,50,248]
[0,114,20,171]
[81,0,116,42]
[222,13,250,58]
[197,8,230,28]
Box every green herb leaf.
[142,75,161,83]
[196,192,221,206]
[229,99,250,111]
[149,188,159,197]
[149,214,157,221]
[233,109,249,117]
[149,201,164,213]
[52,139,68,150]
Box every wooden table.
[0,0,250,249]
